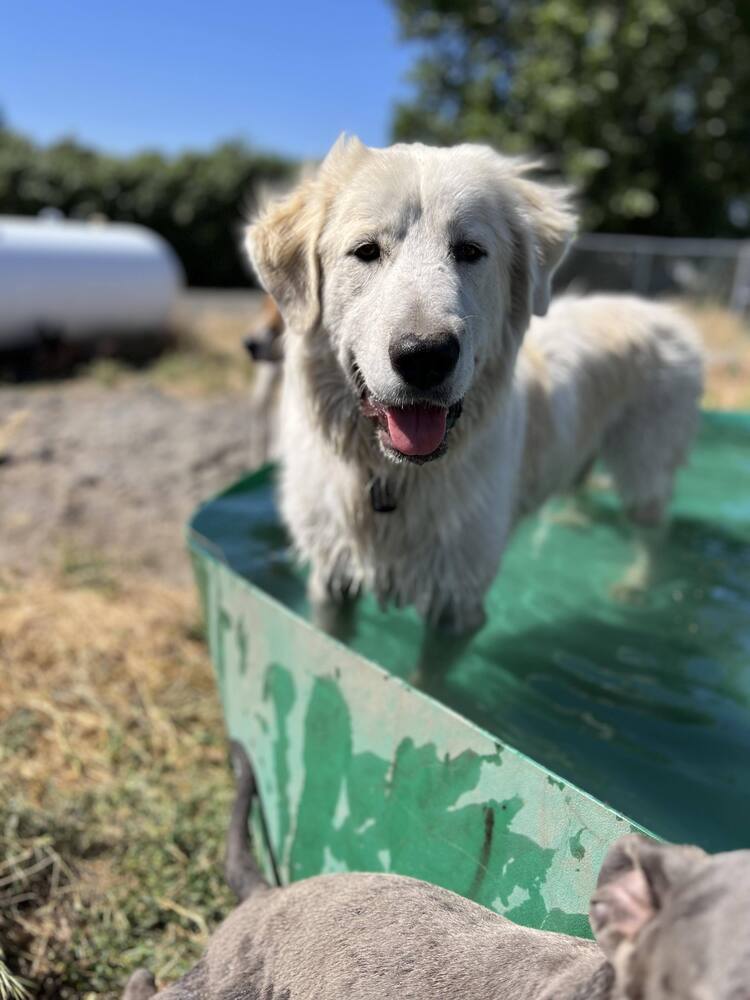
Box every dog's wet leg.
[411,626,478,691]
[434,603,487,637]
[308,564,361,642]
[409,596,485,687]
[611,500,668,603]
[311,592,360,642]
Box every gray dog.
[124,744,749,999]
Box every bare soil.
[0,292,269,584]
[0,382,259,583]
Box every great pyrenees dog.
[246,136,703,634]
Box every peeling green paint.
[569,829,586,861]
[216,606,232,695]
[260,665,585,934]
[190,556,651,937]
[290,677,353,880]
[236,618,248,677]
[262,663,296,868]
[189,412,750,937]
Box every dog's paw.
[611,528,663,606]
[610,579,649,607]
[585,472,614,493]
[548,504,593,530]
[309,562,360,605]
[610,559,653,606]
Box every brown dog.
[243,294,284,464]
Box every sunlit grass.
[0,560,233,997]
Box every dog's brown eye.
[352,242,381,262]
[453,242,486,263]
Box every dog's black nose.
[389,334,460,390]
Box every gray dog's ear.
[245,134,367,333]
[508,167,577,318]
[589,834,706,961]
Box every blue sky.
[1,0,416,159]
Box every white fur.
[246,137,704,632]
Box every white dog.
[246,136,703,634]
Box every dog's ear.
[245,175,324,333]
[507,167,576,318]
[589,834,706,962]
[245,134,367,333]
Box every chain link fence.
[555,234,750,313]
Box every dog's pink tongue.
[385,405,447,456]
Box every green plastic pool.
[192,412,749,850]
[189,411,749,931]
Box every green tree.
[392,0,750,236]
[0,124,293,286]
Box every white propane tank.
[0,214,184,346]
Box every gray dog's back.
[148,872,600,999]
[125,742,601,999]
[125,743,750,1000]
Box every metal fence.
[555,233,750,313]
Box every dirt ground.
[0,291,270,585]
[0,292,748,998]
[0,382,258,583]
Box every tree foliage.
[0,126,293,286]
[392,0,750,237]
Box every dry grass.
[0,556,234,997]
[83,346,252,398]
[80,290,264,398]
[0,293,266,996]
[680,301,750,409]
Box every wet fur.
[245,137,703,631]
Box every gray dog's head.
[246,136,575,464]
[591,834,750,999]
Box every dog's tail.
[225,740,270,901]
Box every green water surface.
[191,413,750,851]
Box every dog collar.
[370,477,397,513]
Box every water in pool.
[190,413,750,851]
